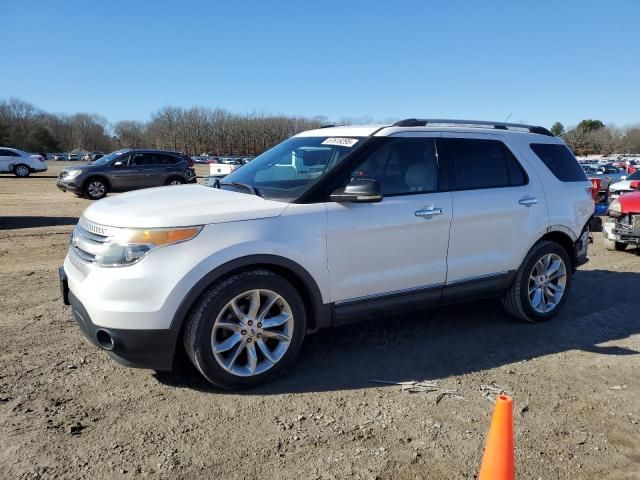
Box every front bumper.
[603,219,640,245]
[57,179,82,193]
[66,283,178,370]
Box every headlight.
[608,199,622,218]
[96,226,202,267]
[64,170,82,180]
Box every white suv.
[60,119,594,389]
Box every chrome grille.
[79,217,113,236]
[69,218,112,267]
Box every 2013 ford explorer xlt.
[60,119,594,389]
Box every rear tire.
[14,164,30,177]
[604,238,626,251]
[183,270,306,390]
[165,177,186,186]
[502,240,572,323]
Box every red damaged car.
[603,189,640,251]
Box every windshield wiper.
[219,181,261,197]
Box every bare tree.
[114,120,146,148]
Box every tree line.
[0,98,327,156]
[1,97,639,157]
[551,120,640,157]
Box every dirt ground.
[1,162,639,480]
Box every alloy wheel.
[88,181,105,198]
[15,165,29,177]
[211,289,294,377]
[528,253,567,314]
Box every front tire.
[14,164,30,177]
[183,270,306,389]
[502,240,572,323]
[84,178,107,200]
[604,238,626,251]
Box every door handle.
[519,196,538,207]
[415,207,443,217]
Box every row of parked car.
[578,161,640,252]
[49,152,105,162]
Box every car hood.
[61,165,94,174]
[615,190,640,213]
[609,180,636,191]
[82,184,290,228]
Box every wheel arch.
[537,229,578,271]
[170,254,331,340]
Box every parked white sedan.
[0,148,48,177]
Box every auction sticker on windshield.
[321,138,359,147]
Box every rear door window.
[158,154,179,165]
[530,143,588,182]
[129,153,156,166]
[441,138,527,190]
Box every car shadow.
[0,216,78,230]
[154,269,640,394]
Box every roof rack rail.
[391,118,554,136]
[319,124,336,129]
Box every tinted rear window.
[530,143,588,182]
[443,138,527,190]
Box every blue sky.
[2,0,638,128]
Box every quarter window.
[443,138,526,190]
[530,143,588,182]
[348,138,441,195]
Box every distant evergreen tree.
[550,122,565,137]
[26,125,60,152]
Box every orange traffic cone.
[478,394,515,480]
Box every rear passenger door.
[438,134,547,286]
[144,154,177,186]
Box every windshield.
[91,150,127,166]
[627,170,640,181]
[221,136,364,201]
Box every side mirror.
[621,176,627,181]
[113,161,123,167]
[330,178,383,203]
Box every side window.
[444,138,526,190]
[530,143,588,182]
[348,138,440,195]
[116,155,130,165]
[161,154,179,165]
[130,153,155,166]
